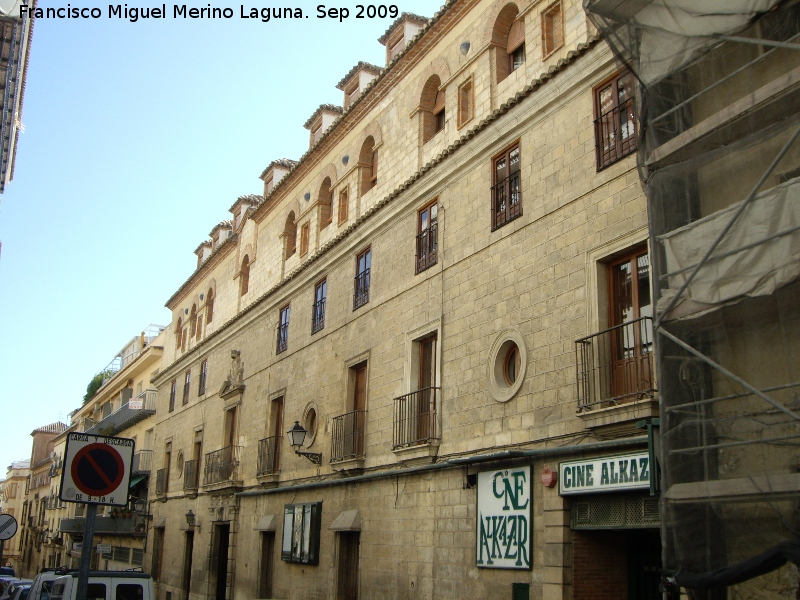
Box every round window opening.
[487,329,527,402]
[303,404,318,447]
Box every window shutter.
[507,20,525,52]
[433,90,446,114]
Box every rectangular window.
[182,370,191,405]
[338,189,349,224]
[312,279,327,334]
[152,527,165,581]
[541,0,563,59]
[416,200,438,274]
[353,248,371,309]
[491,143,522,230]
[198,359,208,396]
[458,78,473,128]
[169,380,176,413]
[281,502,322,565]
[594,71,637,170]
[300,223,310,256]
[276,305,290,354]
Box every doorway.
[336,531,360,600]
[257,532,275,599]
[212,523,230,600]
[182,531,194,600]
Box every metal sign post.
[60,433,134,600]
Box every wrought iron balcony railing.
[276,322,289,354]
[393,387,440,449]
[353,270,370,310]
[415,224,438,274]
[594,97,637,170]
[575,316,655,411]
[155,468,166,495]
[331,410,367,462]
[183,459,199,490]
[491,171,521,231]
[131,449,152,474]
[257,436,281,476]
[85,389,157,436]
[204,446,242,486]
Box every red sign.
[70,443,125,497]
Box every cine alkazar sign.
[558,451,651,495]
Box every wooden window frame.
[457,77,474,129]
[415,199,438,274]
[491,142,523,231]
[593,70,638,170]
[541,0,564,60]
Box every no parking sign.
[60,433,134,506]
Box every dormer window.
[311,121,323,145]
[388,36,405,62]
[304,106,343,149]
[265,179,274,195]
[345,84,360,108]
[379,13,428,66]
[337,62,381,109]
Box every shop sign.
[559,451,650,495]
[476,466,531,570]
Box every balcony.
[312,298,325,334]
[575,317,658,428]
[331,410,366,468]
[353,270,370,310]
[203,446,242,487]
[131,450,152,474]
[85,389,156,436]
[276,322,288,354]
[183,459,199,491]
[257,436,281,476]
[155,468,166,496]
[59,513,147,536]
[393,388,440,464]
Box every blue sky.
[0,0,439,473]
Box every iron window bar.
[183,459,199,490]
[331,410,367,462]
[491,171,522,230]
[353,269,370,309]
[203,445,242,485]
[594,98,637,170]
[415,222,438,274]
[393,387,440,449]
[276,321,289,354]
[257,436,281,475]
[311,298,325,334]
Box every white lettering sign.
[476,466,531,570]
[558,452,650,495]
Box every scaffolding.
[584,0,800,596]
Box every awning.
[254,514,277,531]
[129,474,147,488]
[329,509,360,531]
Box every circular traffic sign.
[0,514,17,540]
[70,443,125,497]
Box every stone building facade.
[147,0,661,598]
[1,459,30,572]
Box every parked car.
[8,585,30,600]
[0,571,14,578]
[49,572,152,600]
[0,581,31,600]
[0,579,21,600]
[28,569,68,600]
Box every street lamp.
[185,510,200,530]
[287,421,322,465]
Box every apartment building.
[1,460,30,572]
[147,0,664,599]
[56,326,165,572]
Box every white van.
[48,573,153,600]
[27,569,68,600]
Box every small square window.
[338,188,349,224]
[458,78,474,128]
[300,223,310,256]
[541,1,563,59]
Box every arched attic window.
[420,76,445,144]
[239,255,250,297]
[206,287,215,324]
[318,177,333,230]
[492,4,524,83]
[359,137,377,194]
[284,212,297,259]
